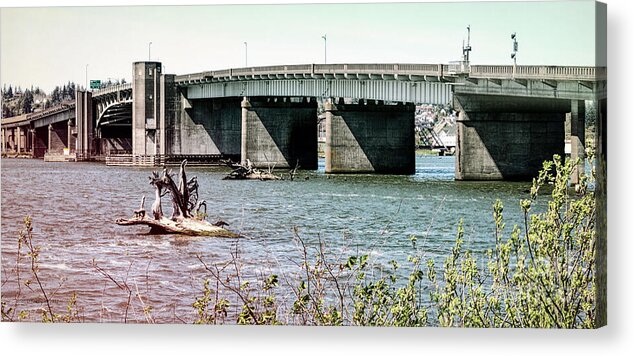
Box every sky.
[1,0,599,93]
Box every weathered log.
[115,216,239,238]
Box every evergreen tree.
[21,89,33,113]
[2,103,10,118]
[51,86,61,103]
[7,85,13,98]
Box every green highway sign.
[90,80,101,89]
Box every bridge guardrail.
[470,65,607,81]
[173,63,608,85]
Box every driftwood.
[223,159,282,180]
[116,216,239,237]
[116,160,240,238]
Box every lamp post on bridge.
[244,41,248,67]
[148,41,153,61]
[85,64,89,91]
[321,34,327,64]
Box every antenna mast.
[462,25,472,62]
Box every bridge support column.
[30,129,35,156]
[67,120,76,152]
[1,128,5,154]
[33,126,48,158]
[132,61,162,156]
[48,122,68,154]
[454,94,569,180]
[569,100,586,184]
[171,95,241,157]
[241,97,318,169]
[25,128,32,154]
[324,99,415,174]
[76,90,93,159]
[240,97,249,165]
[16,126,22,153]
[159,74,176,156]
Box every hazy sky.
[1,0,598,93]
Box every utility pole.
[149,41,153,61]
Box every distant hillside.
[2,82,77,119]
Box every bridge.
[1,61,607,181]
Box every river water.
[1,156,533,323]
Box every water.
[1,156,532,323]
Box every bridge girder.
[96,100,132,128]
[184,78,453,105]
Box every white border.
[1,1,631,355]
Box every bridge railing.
[469,65,607,81]
[313,64,346,74]
[173,63,607,85]
[396,64,443,76]
[174,63,447,83]
[26,102,75,121]
[212,69,232,78]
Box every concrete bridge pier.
[48,121,69,154]
[16,126,22,153]
[324,99,415,174]
[169,95,241,158]
[454,94,570,180]
[75,90,93,159]
[241,96,318,169]
[132,61,162,156]
[33,126,48,158]
[25,128,33,154]
[8,128,15,151]
[67,119,76,152]
[569,100,586,184]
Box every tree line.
[2,82,78,119]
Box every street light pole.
[244,41,248,66]
[149,41,153,61]
[321,34,327,64]
[85,64,88,91]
